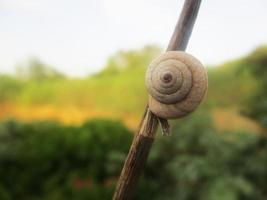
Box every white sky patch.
[0,0,267,76]
[0,0,48,13]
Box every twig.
[112,0,202,199]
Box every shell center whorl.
[146,57,193,105]
[162,72,173,83]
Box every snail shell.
[145,51,208,119]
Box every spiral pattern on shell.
[145,51,208,119]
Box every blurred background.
[1,0,267,199]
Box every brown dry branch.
[112,0,202,199]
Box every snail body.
[145,51,208,119]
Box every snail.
[145,51,208,119]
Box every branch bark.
[112,1,202,199]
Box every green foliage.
[0,45,258,114]
[0,75,22,102]
[140,111,267,200]
[0,58,66,104]
[100,45,161,75]
[206,59,256,108]
[0,119,132,200]
[0,46,160,113]
[0,114,267,199]
[244,46,267,78]
[243,46,267,128]
[16,58,65,81]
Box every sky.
[0,0,267,77]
